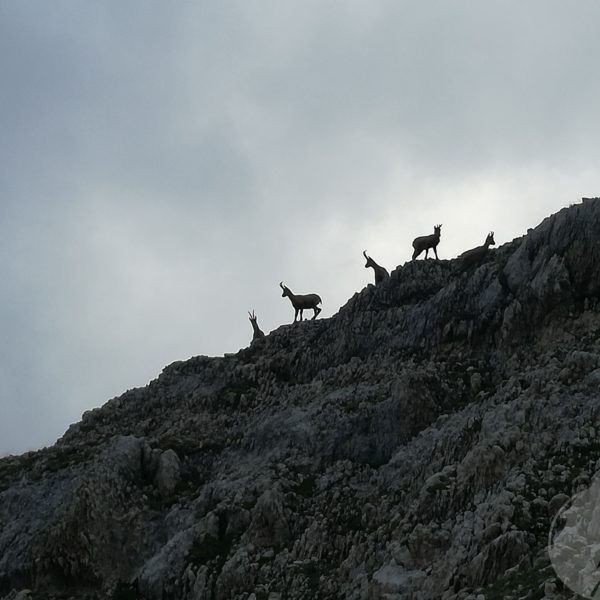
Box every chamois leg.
[312,306,321,319]
[412,248,421,260]
[299,309,304,321]
[433,247,439,260]
[424,248,430,259]
[294,308,299,323]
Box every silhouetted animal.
[363,250,389,284]
[248,310,265,341]
[458,232,495,269]
[412,225,442,260]
[280,282,322,322]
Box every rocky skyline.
[1,199,599,599]
[3,2,600,455]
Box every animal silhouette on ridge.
[248,310,265,341]
[412,225,442,260]
[457,232,495,269]
[280,282,322,323]
[363,250,389,285]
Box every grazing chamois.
[248,310,265,341]
[280,282,322,323]
[363,250,389,285]
[457,232,495,269]
[412,224,442,260]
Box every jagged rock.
[547,493,570,517]
[372,565,426,594]
[154,449,181,496]
[107,434,146,480]
[468,531,530,586]
[245,487,291,548]
[0,591,32,600]
[2,200,600,599]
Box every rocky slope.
[2,199,600,600]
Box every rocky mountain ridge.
[2,199,600,600]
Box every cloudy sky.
[1,1,599,455]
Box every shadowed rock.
[1,199,600,599]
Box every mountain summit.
[2,199,600,600]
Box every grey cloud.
[2,1,600,454]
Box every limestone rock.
[1,200,600,599]
[154,449,181,496]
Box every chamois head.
[434,224,442,236]
[280,282,290,298]
[486,231,495,246]
[363,250,389,284]
[248,310,265,340]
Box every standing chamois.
[457,232,495,269]
[280,282,322,323]
[412,224,442,260]
[363,250,389,284]
[248,310,265,341]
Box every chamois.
[363,250,389,285]
[412,224,442,260]
[457,232,495,269]
[279,282,322,323]
[248,310,265,341]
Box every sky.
[1,1,600,455]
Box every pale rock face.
[2,199,600,600]
[154,449,182,497]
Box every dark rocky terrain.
[2,199,600,600]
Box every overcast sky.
[1,1,599,455]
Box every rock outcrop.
[2,199,600,599]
